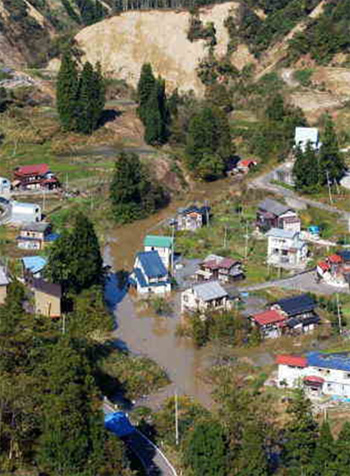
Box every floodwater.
[104,177,235,407]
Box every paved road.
[239,269,349,295]
[104,403,177,476]
[250,163,350,224]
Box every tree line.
[56,50,105,134]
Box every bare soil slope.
[75,2,239,94]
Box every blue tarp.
[104,412,135,437]
[307,351,350,371]
[308,225,320,235]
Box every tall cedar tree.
[137,63,169,145]
[56,52,105,134]
[56,51,79,131]
[329,421,350,474]
[183,420,226,476]
[237,422,270,476]
[293,143,320,193]
[45,213,103,294]
[110,152,168,223]
[312,420,335,475]
[282,389,318,475]
[319,114,344,185]
[186,106,232,180]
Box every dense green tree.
[45,213,103,293]
[265,93,285,122]
[293,143,320,193]
[137,63,156,122]
[327,421,350,475]
[282,389,318,475]
[184,420,227,476]
[144,84,165,145]
[237,422,269,476]
[186,106,232,180]
[56,50,79,131]
[110,152,168,223]
[312,420,335,475]
[319,114,344,186]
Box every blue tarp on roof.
[21,256,47,274]
[137,251,167,278]
[275,294,315,317]
[337,250,350,262]
[45,233,60,243]
[104,412,135,437]
[307,352,350,372]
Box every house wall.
[34,290,61,317]
[181,288,230,313]
[144,245,172,269]
[0,285,7,305]
[267,236,307,266]
[12,204,41,223]
[17,239,42,250]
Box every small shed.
[11,202,41,224]
[21,255,47,281]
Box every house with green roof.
[144,235,174,270]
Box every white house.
[144,235,174,270]
[277,352,350,398]
[11,202,41,224]
[131,250,171,295]
[294,127,320,152]
[0,177,11,195]
[266,228,308,268]
[181,281,234,314]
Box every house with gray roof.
[257,198,301,232]
[181,280,237,314]
[131,250,171,295]
[266,228,308,268]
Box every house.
[266,228,308,268]
[0,177,11,195]
[272,294,320,334]
[236,159,258,174]
[317,252,350,288]
[294,127,320,152]
[11,202,41,224]
[0,266,9,305]
[276,351,350,398]
[256,198,301,232]
[21,256,47,282]
[251,294,320,338]
[16,222,51,250]
[33,278,61,318]
[176,204,210,231]
[131,250,171,295]
[250,309,286,339]
[144,235,174,269]
[13,163,60,191]
[195,254,244,283]
[181,280,236,314]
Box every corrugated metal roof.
[22,222,50,233]
[253,309,285,326]
[307,351,350,371]
[21,256,47,274]
[258,198,291,217]
[193,281,228,301]
[276,355,307,367]
[15,164,49,176]
[33,278,61,298]
[137,251,167,278]
[144,235,174,248]
[266,228,299,240]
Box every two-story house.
[276,351,350,398]
[13,163,60,191]
[131,250,171,295]
[256,198,301,232]
[176,205,210,231]
[144,235,174,270]
[195,254,244,283]
[266,228,308,268]
[16,222,51,250]
[181,281,237,314]
[272,294,320,335]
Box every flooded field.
[104,176,236,407]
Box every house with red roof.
[317,251,350,288]
[13,164,60,191]
[237,159,258,174]
[276,351,350,398]
[250,309,286,339]
[195,254,244,284]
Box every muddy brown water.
[105,177,235,408]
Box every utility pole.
[175,390,179,446]
[171,223,175,274]
[42,188,46,212]
[336,293,342,334]
[244,221,249,259]
[62,314,66,335]
[66,173,69,191]
[223,225,228,249]
[326,170,333,205]
[205,200,210,227]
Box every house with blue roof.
[21,256,47,281]
[144,235,174,270]
[276,351,350,398]
[131,250,171,295]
